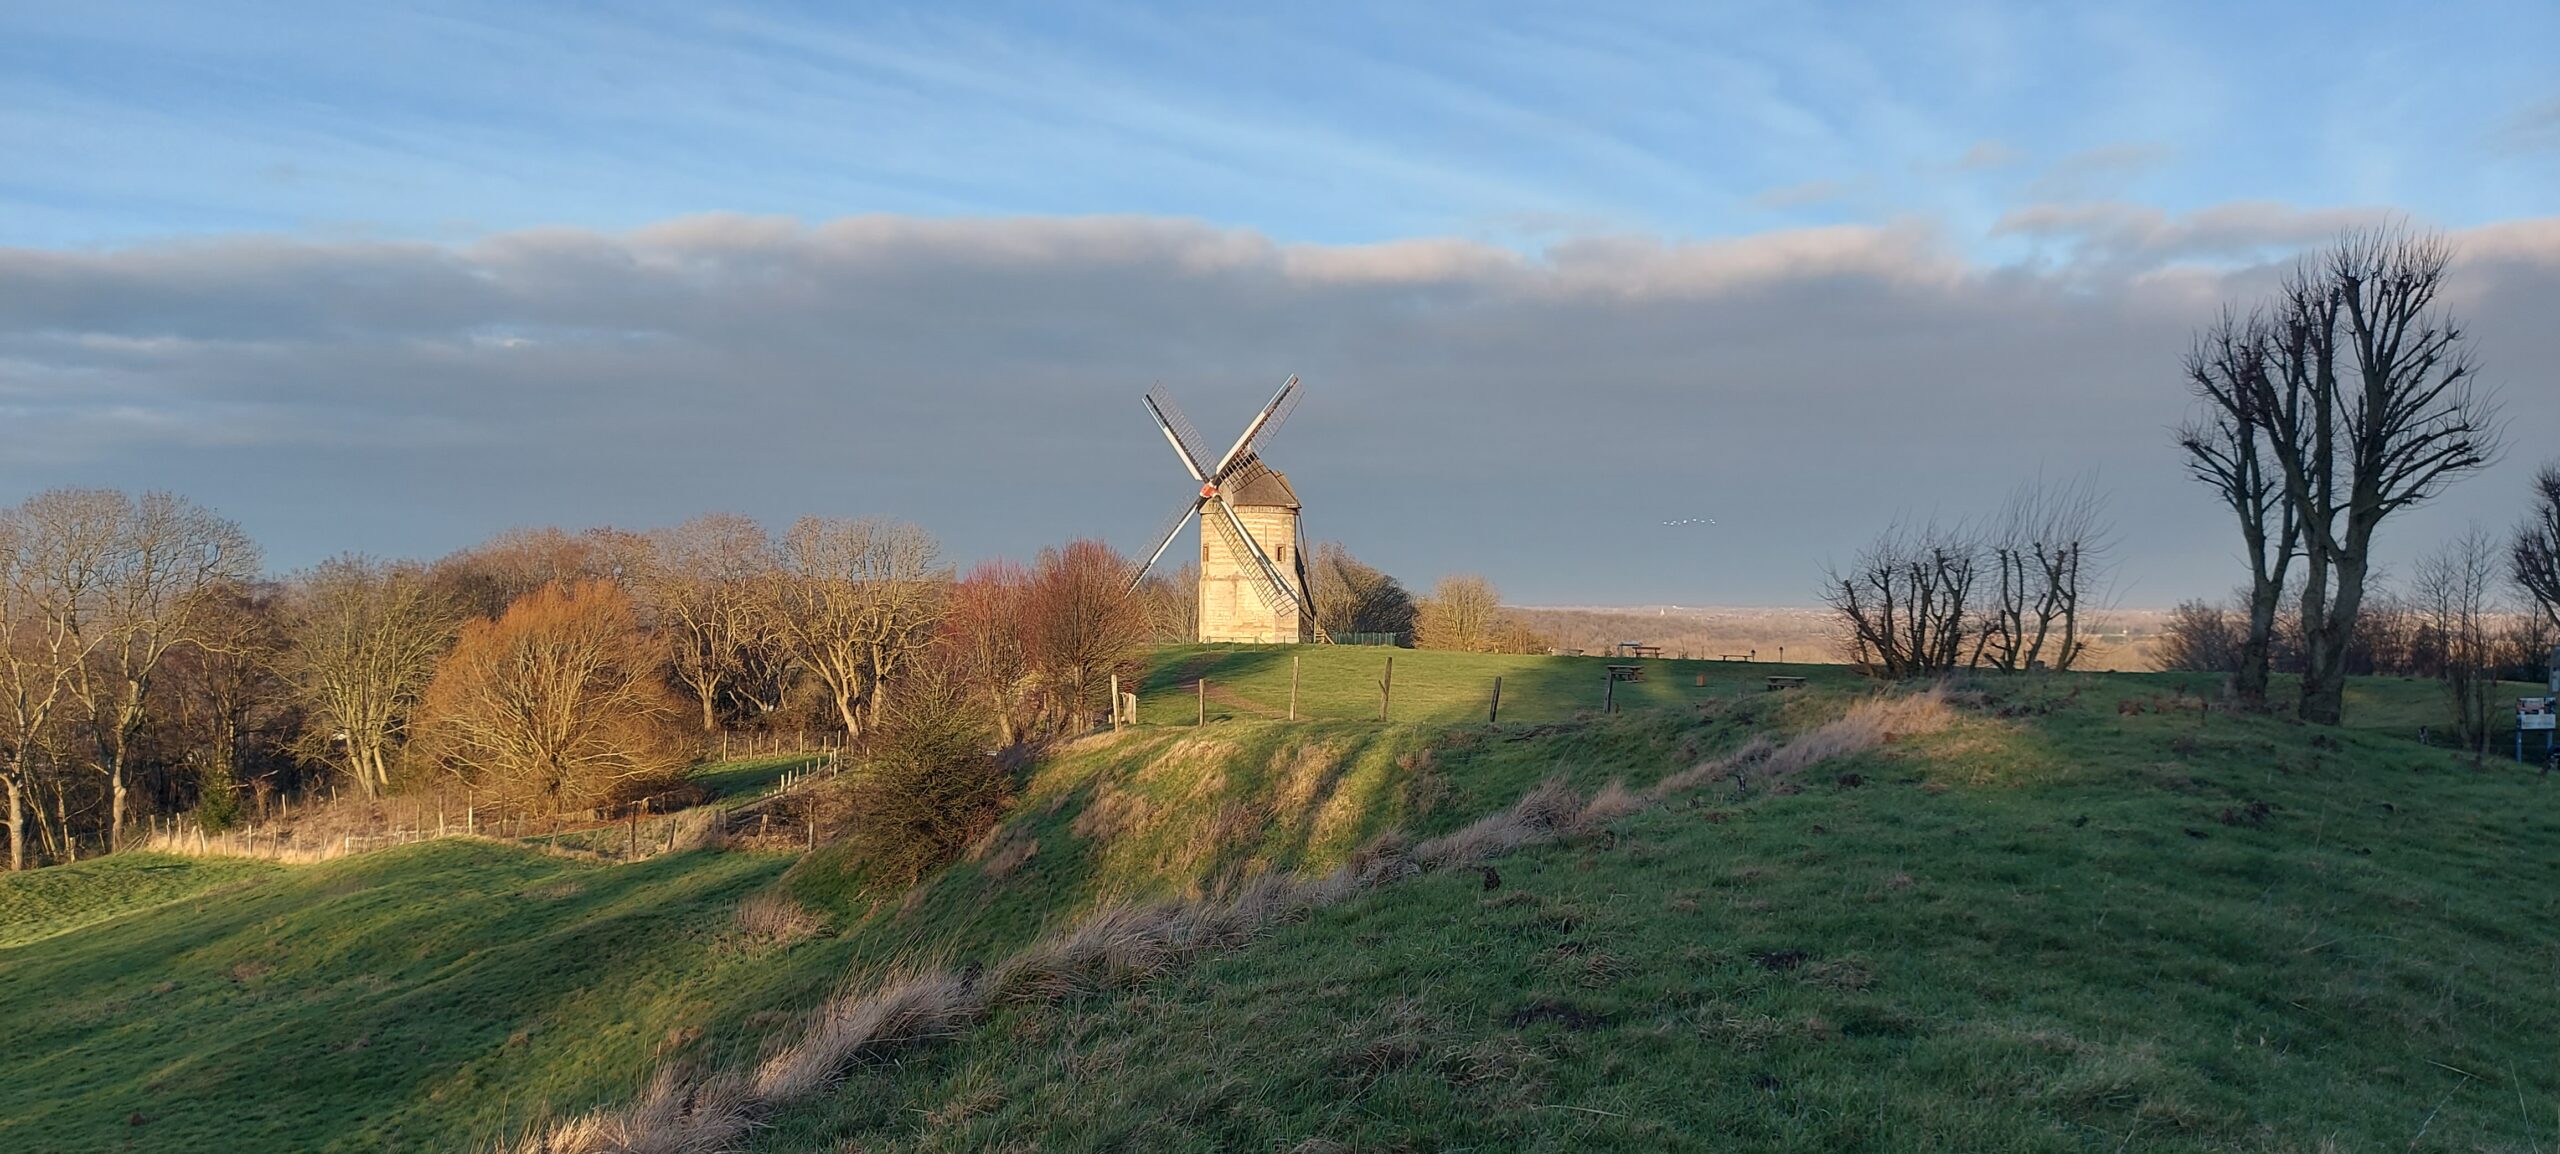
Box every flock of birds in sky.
[1661,517,1717,527]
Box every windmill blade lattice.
[1144,387,1216,480]
[1209,375,1299,481]
[1126,495,1205,591]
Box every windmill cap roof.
[1224,463,1299,509]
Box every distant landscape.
[1511,605,2178,672]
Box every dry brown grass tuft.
[751,969,979,1103]
[1651,735,1776,798]
[1574,780,1648,830]
[731,893,825,951]
[981,835,1040,880]
[505,1066,757,1154]
[1760,687,1955,778]
[1411,776,1582,870]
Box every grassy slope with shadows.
[0,659,1771,1154]
[3,650,2548,1153]
[752,674,2560,1153]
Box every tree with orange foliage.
[411,581,690,816]
[940,559,1036,745]
[1026,539,1144,732]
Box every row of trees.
[0,490,1183,869]
[1820,479,2113,678]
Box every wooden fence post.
[1290,656,1300,721]
[1110,673,1122,730]
[1380,655,1394,721]
[1604,671,1618,714]
[1489,676,1502,724]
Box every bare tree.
[62,492,260,848]
[769,518,950,738]
[640,514,776,732]
[2413,529,2501,757]
[1025,539,1144,731]
[0,493,120,870]
[2512,462,2560,632]
[2238,227,2500,724]
[942,560,1037,745]
[411,581,689,816]
[1134,561,1198,645]
[159,581,292,828]
[2178,312,2301,705]
[1824,520,1978,678]
[279,557,461,799]
[1973,477,2111,673]
[1415,575,1502,652]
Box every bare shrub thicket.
[1972,478,2110,673]
[2153,600,2243,675]
[2414,529,2502,756]
[1824,520,1980,677]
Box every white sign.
[2521,697,2556,732]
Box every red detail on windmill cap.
[1200,482,1218,499]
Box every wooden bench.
[1718,651,1756,662]
[1765,675,1807,691]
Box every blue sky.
[6,1,2553,252]
[2,3,2556,604]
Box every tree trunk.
[110,761,127,853]
[699,686,718,733]
[5,771,22,872]
[2235,581,2280,707]
[2298,554,2367,727]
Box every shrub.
[837,682,1010,885]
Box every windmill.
[1126,376,1324,644]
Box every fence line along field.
[1133,644,1863,726]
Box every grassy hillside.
[755,671,2560,1152]
[2,648,2553,1152]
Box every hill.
[1,649,2554,1152]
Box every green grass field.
[2,648,2554,1152]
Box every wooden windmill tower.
[1126,377,1323,644]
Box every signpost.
[2518,696,2555,766]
